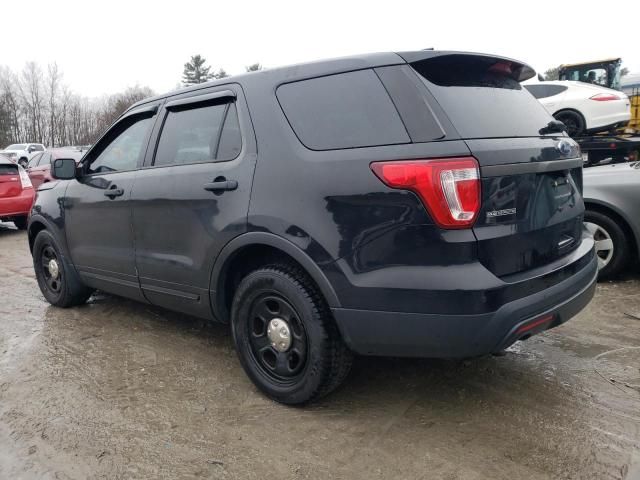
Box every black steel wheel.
[32,230,93,307]
[247,294,308,384]
[40,244,63,295]
[231,263,353,405]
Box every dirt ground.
[1,222,639,480]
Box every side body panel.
[130,84,257,319]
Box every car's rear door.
[131,84,257,319]
[64,103,161,301]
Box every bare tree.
[47,63,61,147]
[0,61,154,147]
[20,62,46,142]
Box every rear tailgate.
[0,163,22,198]
[409,53,585,277]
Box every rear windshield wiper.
[539,120,567,135]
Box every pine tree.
[214,69,229,79]
[245,63,263,72]
[182,55,214,86]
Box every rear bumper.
[0,189,34,218]
[331,241,597,358]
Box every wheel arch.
[210,232,341,323]
[553,108,588,129]
[584,200,639,258]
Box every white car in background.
[0,143,46,167]
[524,82,630,137]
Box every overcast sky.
[4,0,637,97]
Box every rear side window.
[411,55,554,138]
[524,84,568,99]
[154,102,241,166]
[277,70,410,150]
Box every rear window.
[0,164,18,175]
[5,144,25,150]
[277,70,410,150]
[411,55,554,138]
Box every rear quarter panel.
[583,164,640,254]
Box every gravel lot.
[1,222,639,479]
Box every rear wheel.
[231,263,353,405]
[12,216,28,230]
[33,230,93,307]
[584,210,629,279]
[554,110,585,137]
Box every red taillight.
[18,166,33,189]
[589,93,620,101]
[370,157,481,229]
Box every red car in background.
[27,149,84,189]
[0,153,34,230]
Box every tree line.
[0,55,263,148]
[0,62,153,148]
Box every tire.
[12,216,28,230]
[554,110,585,137]
[18,158,28,168]
[584,210,629,280]
[231,263,353,405]
[32,230,93,307]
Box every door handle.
[104,187,124,198]
[203,179,238,192]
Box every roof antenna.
[423,47,434,50]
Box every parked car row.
[0,154,33,229]
[0,148,85,228]
[0,143,46,167]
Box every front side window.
[88,116,154,174]
[154,102,241,167]
[31,144,44,152]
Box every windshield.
[5,144,26,150]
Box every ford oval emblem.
[557,139,573,156]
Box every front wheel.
[33,230,93,307]
[231,264,353,405]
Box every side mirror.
[51,158,77,180]
[28,146,35,153]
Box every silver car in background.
[583,161,640,278]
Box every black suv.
[29,51,597,404]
